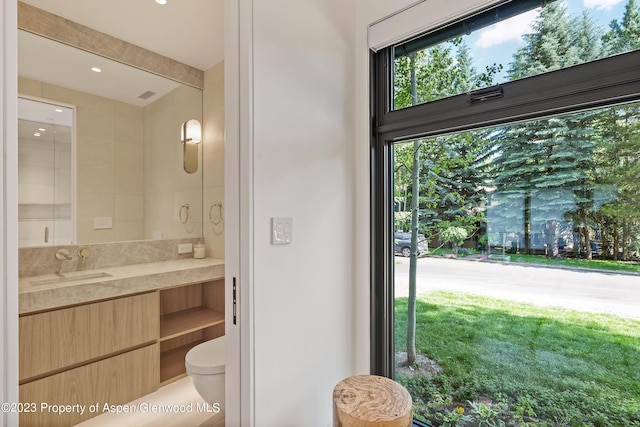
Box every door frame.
[1,0,20,425]
[224,0,255,425]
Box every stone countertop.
[19,258,225,315]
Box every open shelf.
[160,340,205,384]
[158,280,225,384]
[160,307,224,341]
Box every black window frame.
[370,9,640,382]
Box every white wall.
[251,0,358,424]
[230,0,358,425]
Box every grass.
[424,249,640,274]
[427,248,461,256]
[395,291,640,426]
[508,254,640,274]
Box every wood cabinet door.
[19,292,159,382]
[19,344,159,427]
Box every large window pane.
[393,0,640,110]
[393,101,640,426]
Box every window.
[371,1,640,425]
[392,0,640,110]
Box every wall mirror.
[17,29,204,247]
[18,97,74,246]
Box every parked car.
[394,232,428,257]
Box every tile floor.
[74,377,224,427]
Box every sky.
[467,0,628,81]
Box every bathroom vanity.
[18,257,224,426]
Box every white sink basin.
[30,271,112,286]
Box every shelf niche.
[159,279,224,385]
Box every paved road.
[394,256,640,320]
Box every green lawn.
[424,250,640,275]
[508,254,640,274]
[395,291,640,426]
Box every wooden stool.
[333,375,412,427]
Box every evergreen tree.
[493,2,604,257]
[596,0,640,258]
[602,0,640,55]
[488,114,598,256]
[573,11,603,62]
[508,2,577,79]
[593,103,640,259]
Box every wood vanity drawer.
[19,343,159,427]
[19,292,159,382]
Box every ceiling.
[18,0,224,106]
[19,0,224,70]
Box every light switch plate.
[93,217,113,230]
[271,217,293,245]
[178,243,193,254]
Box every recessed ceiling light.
[38,128,46,132]
[155,0,167,4]
[91,67,102,73]
[33,132,41,137]
[55,109,63,113]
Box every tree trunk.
[333,375,412,427]
[601,224,610,259]
[581,225,592,260]
[524,192,531,254]
[546,220,559,258]
[623,220,629,260]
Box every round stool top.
[333,375,412,425]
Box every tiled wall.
[143,84,203,241]
[203,61,225,259]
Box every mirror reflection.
[18,98,74,246]
[17,30,204,247]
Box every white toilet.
[185,336,225,408]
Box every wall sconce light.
[181,119,201,174]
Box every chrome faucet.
[55,248,73,261]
